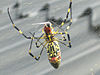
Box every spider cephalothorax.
[44,23,52,34]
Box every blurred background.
[0,0,100,75]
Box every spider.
[7,0,72,69]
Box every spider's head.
[44,23,52,34]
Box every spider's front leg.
[7,8,32,39]
[56,0,72,32]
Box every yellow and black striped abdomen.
[47,41,61,69]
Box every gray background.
[0,0,100,75]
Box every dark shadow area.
[13,1,29,19]
[79,7,100,37]
[0,10,2,14]
[40,3,70,25]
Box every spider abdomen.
[47,41,61,69]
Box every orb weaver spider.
[7,0,72,69]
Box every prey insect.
[7,0,72,69]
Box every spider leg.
[54,33,72,48]
[35,40,46,48]
[57,0,72,32]
[7,8,32,39]
[58,40,71,48]
[29,38,47,61]
[35,33,45,48]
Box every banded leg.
[29,32,45,48]
[55,35,72,48]
[66,0,72,31]
[61,32,72,48]
[8,8,46,49]
[58,40,71,48]
[55,31,72,48]
[63,0,72,27]
[67,34,72,48]
[57,32,67,41]
[35,40,46,48]
[29,38,47,61]
[55,31,68,41]
[35,33,44,48]
[57,0,72,32]
[7,8,31,39]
